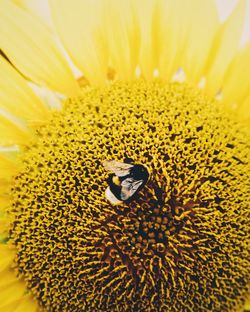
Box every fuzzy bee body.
[103,160,149,205]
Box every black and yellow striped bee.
[103,160,149,205]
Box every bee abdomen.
[112,175,121,186]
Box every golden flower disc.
[9,81,250,311]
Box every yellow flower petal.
[0,245,14,273]
[136,0,156,79]
[139,0,191,80]
[49,0,108,85]
[0,197,10,214]
[0,154,18,179]
[180,0,219,84]
[0,176,12,202]
[103,0,140,80]
[0,242,38,311]
[0,296,38,312]
[222,43,250,108]
[0,280,27,308]
[157,0,194,80]
[0,57,49,122]
[13,295,38,312]
[0,215,10,234]
[0,180,11,200]
[0,257,38,311]
[0,301,19,312]
[13,0,53,29]
[244,298,250,310]
[238,96,250,123]
[0,1,79,96]
[204,0,247,95]
[0,114,32,146]
[0,269,19,288]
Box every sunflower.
[0,0,250,311]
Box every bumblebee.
[103,160,149,205]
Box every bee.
[103,160,149,205]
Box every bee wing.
[103,160,133,177]
[120,178,144,200]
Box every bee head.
[123,157,134,164]
[130,164,149,181]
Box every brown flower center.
[9,81,250,311]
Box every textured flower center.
[9,81,250,311]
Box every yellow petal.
[0,57,49,121]
[238,96,250,124]
[222,43,250,108]
[158,0,194,80]
[0,269,20,288]
[0,1,79,96]
[0,244,15,273]
[0,194,10,214]
[0,154,18,179]
[0,280,27,308]
[0,113,32,146]
[0,301,19,312]
[140,0,190,80]
[49,0,108,85]
[244,298,250,310]
[136,0,156,79]
[13,0,53,29]
[103,0,140,80]
[204,0,247,95]
[0,215,10,234]
[180,0,219,84]
[14,295,38,312]
[0,233,38,311]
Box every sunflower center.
[9,81,250,311]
